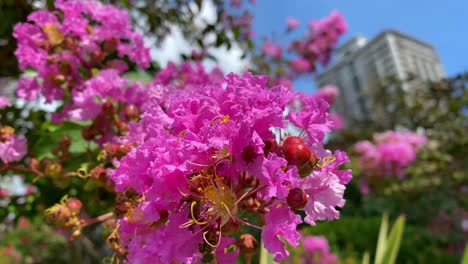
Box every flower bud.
[66,198,82,215]
[60,136,71,148]
[237,234,258,255]
[90,164,107,181]
[287,188,308,210]
[43,159,62,179]
[125,104,140,120]
[81,127,96,141]
[282,136,311,167]
[102,101,115,114]
[45,204,71,225]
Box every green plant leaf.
[362,251,371,264]
[462,243,468,264]
[381,215,405,264]
[31,121,94,159]
[259,241,277,264]
[374,213,389,264]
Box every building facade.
[316,29,445,122]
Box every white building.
[316,29,445,122]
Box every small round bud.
[60,136,71,148]
[282,136,311,167]
[125,104,140,120]
[237,234,258,255]
[45,204,71,225]
[102,101,115,114]
[81,127,95,141]
[66,198,82,214]
[287,188,308,210]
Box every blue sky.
[250,0,468,93]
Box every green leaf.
[461,243,468,264]
[259,241,277,264]
[374,213,389,264]
[362,251,371,264]
[123,71,153,84]
[31,121,94,159]
[381,215,405,264]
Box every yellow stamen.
[219,114,230,124]
[210,114,230,126]
[177,130,187,144]
[190,201,207,225]
[316,156,336,168]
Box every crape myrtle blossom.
[300,235,338,264]
[313,85,344,130]
[290,11,347,70]
[354,130,427,182]
[110,68,352,263]
[0,134,27,164]
[13,0,150,143]
[256,11,347,89]
[0,96,12,109]
[286,17,301,31]
[262,40,283,59]
[0,100,27,164]
[313,85,339,105]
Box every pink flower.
[301,169,346,225]
[354,130,427,181]
[0,96,11,109]
[262,206,302,261]
[110,68,351,262]
[314,85,339,105]
[329,113,344,130]
[289,11,347,70]
[271,77,293,89]
[301,235,338,264]
[262,41,282,59]
[0,134,27,163]
[0,188,10,198]
[14,0,150,125]
[17,78,39,101]
[291,58,311,74]
[286,17,300,30]
[230,0,242,8]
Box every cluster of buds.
[81,101,142,144]
[45,196,83,239]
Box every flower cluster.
[354,130,427,182]
[262,41,283,59]
[13,0,150,142]
[0,97,27,164]
[290,11,347,69]
[300,235,338,264]
[255,11,347,89]
[110,69,351,263]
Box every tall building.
[316,29,445,122]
